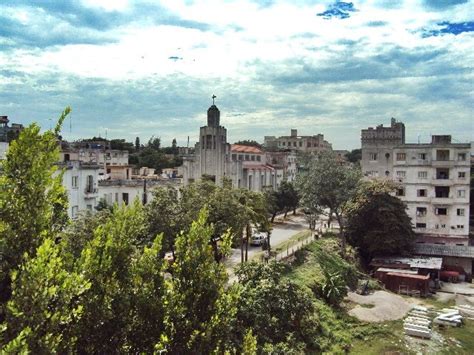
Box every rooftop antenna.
[212,94,216,105]
[187,135,189,148]
[105,129,108,140]
[417,133,421,144]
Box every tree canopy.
[345,179,415,263]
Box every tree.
[2,239,91,353]
[345,179,415,263]
[159,208,238,353]
[297,152,361,257]
[279,181,299,217]
[234,261,318,352]
[345,149,362,164]
[0,107,70,316]
[148,136,161,150]
[135,136,140,151]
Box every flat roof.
[377,268,419,275]
[387,272,430,280]
[415,243,474,259]
[371,256,443,270]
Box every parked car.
[250,233,267,246]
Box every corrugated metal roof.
[415,243,474,259]
[371,256,443,270]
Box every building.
[361,119,473,277]
[264,129,332,153]
[0,116,24,143]
[59,160,101,218]
[0,142,8,160]
[181,103,282,191]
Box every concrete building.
[181,103,281,191]
[264,129,332,153]
[361,119,473,276]
[59,161,101,218]
[0,116,23,143]
[0,142,8,160]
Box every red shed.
[384,273,430,297]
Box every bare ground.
[346,290,417,322]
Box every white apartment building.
[361,120,471,245]
[60,161,101,218]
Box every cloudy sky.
[1,0,473,149]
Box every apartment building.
[264,129,332,153]
[361,119,473,276]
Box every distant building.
[264,129,332,153]
[0,142,8,160]
[0,116,24,142]
[361,119,472,277]
[180,102,294,191]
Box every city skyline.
[1,0,473,149]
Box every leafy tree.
[110,138,135,152]
[345,149,362,164]
[148,136,161,150]
[345,179,415,263]
[279,181,299,217]
[234,261,318,352]
[2,239,90,353]
[0,107,70,316]
[73,201,162,353]
[159,208,238,353]
[297,152,361,257]
[135,136,140,151]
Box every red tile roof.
[231,144,263,154]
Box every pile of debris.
[434,308,463,327]
[455,304,474,319]
[404,306,432,339]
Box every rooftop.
[414,243,474,259]
[371,256,443,270]
[231,144,263,154]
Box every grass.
[438,320,474,354]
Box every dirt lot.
[346,290,417,322]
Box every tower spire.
[212,94,216,105]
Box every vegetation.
[265,181,299,222]
[346,179,415,263]
[233,140,262,148]
[297,151,361,257]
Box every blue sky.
[0,0,473,149]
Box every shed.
[385,273,430,297]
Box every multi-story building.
[0,116,24,142]
[361,119,472,276]
[264,129,332,153]
[181,103,283,191]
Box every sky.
[0,0,473,150]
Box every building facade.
[361,119,472,275]
[264,129,332,153]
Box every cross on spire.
[212,94,216,105]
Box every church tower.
[197,96,229,184]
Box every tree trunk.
[240,231,244,264]
[271,212,277,223]
[245,223,251,262]
[284,208,288,218]
[293,208,296,215]
[335,212,346,258]
[267,232,271,252]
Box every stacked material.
[434,308,463,327]
[404,306,432,339]
[455,304,474,319]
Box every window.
[396,153,406,161]
[435,208,447,215]
[232,154,237,161]
[282,142,285,146]
[72,176,79,189]
[436,150,449,161]
[457,225,464,229]
[436,168,449,179]
[86,175,94,193]
[418,171,428,179]
[441,224,446,228]
[239,155,243,160]
[396,171,406,178]
[256,156,261,162]
[458,172,466,179]
[71,206,79,219]
[293,142,297,147]
[435,186,449,198]
[307,142,311,147]
[245,154,249,161]
[417,189,427,197]
[418,153,427,160]
[288,142,291,147]
[366,171,378,177]
[416,223,426,228]
[86,204,92,211]
[251,155,255,161]
[396,188,405,196]
[416,207,427,216]
[457,208,465,216]
[458,153,466,161]
[299,141,302,147]
[457,190,466,198]
[369,153,377,161]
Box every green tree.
[2,239,90,353]
[0,107,70,315]
[345,149,362,164]
[234,261,318,352]
[233,140,262,149]
[297,152,361,257]
[345,179,415,263]
[159,208,238,353]
[135,136,140,151]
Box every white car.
[250,233,267,246]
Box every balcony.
[432,177,453,185]
[84,187,98,198]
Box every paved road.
[227,213,309,267]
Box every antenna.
[187,136,189,148]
